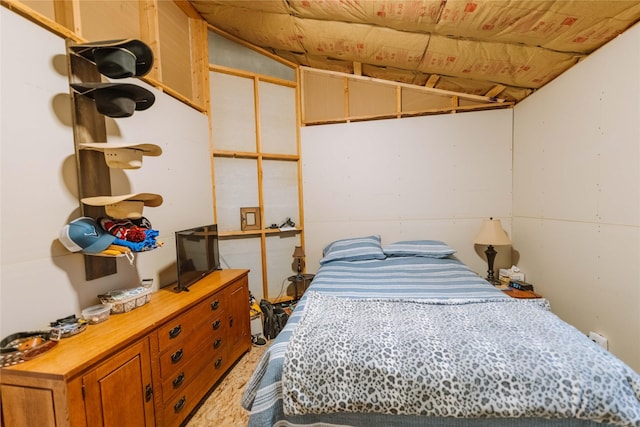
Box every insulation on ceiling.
[191,0,640,102]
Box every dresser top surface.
[1,269,249,380]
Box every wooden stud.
[353,61,362,76]
[344,77,350,122]
[190,18,209,111]
[485,84,507,99]
[426,74,440,88]
[139,0,161,82]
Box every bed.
[242,236,640,427]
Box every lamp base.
[485,244,498,284]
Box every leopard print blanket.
[282,292,640,426]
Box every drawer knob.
[214,357,223,369]
[229,315,234,327]
[172,372,185,389]
[171,348,184,364]
[168,324,182,339]
[213,338,222,349]
[212,319,221,330]
[174,396,186,413]
[211,300,220,310]
[145,384,153,402]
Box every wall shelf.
[219,228,302,239]
[213,150,299,162]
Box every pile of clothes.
[59,215,161,261]
[99,216,161,252]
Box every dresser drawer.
[160,333,226,404]
[162,352,229,427]
[159,316,227,378]
[157,293,227,352]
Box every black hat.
[70,39,154,78]
[71,83,155,118]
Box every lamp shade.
[292,246,305,258]
[474,218,511,246]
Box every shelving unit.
[67,38,161,279]
[67,41,117,280]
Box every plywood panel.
[78,1,140,40]
[210,72,257,152]
[302,72,345,122]
[349,80,396,118]
[21,0,55,20]
[402,87,454,111]
[158,0,192,98]
[259,82,297,155]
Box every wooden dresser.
[0,269,251,427]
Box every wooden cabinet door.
[226,277,251,360]
[82,338,155,427]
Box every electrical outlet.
[588,331,608,350]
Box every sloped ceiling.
[189,0,640,103]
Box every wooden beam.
[302,101,514,126]
[485,84,507,99]
[425,74,440,88]
[301,66,506,104]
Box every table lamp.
[474,217,511,284]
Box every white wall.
[301,109,514,275]
[513,23,640,371]
[0,9,214,337]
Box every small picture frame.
[240,207,261,231]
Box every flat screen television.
[174,224,221,292]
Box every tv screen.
[175,224,220,292]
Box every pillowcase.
[319,235,386,265]
[383,240,456,258]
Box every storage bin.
[98,286,151,314]
[82,304,111,324]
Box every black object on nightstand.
[287,274,314,301]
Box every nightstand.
[502,288,542,299]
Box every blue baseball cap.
[59,217,115,254]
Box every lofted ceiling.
[189,0,640,104]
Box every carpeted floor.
[185,342,268,426]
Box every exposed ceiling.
[189,0,640,104]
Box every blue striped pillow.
[383,240,456,258]
[319,235,386,265]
